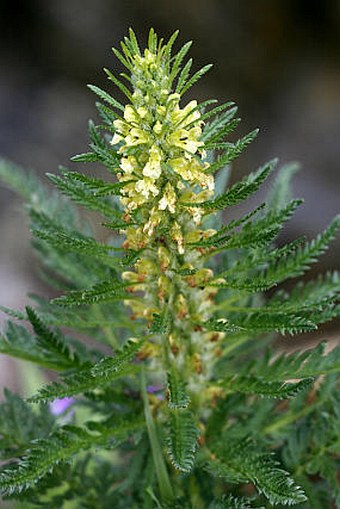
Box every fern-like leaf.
[29,338,144,402]
[51,278,134,307]
[183,159,276,210]
[220,375,314,399]
[0,417,144,496]
[167,369,190,409]
[205,438,307,506]
[167,410,199,473]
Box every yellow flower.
[143,207,162,235]
[124,105,139,123]
[158,183,176,213]
[168,127,203,156]
[153,120,163,134]
[143,145,162,179]
[170,157,214,193]
[135,177,160,199]
[125,127,149,148]
[120,156,138,175]
[171,221,185,254]
[112,119,130,138]
[170,100,200,127]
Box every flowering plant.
[0,29,339,508]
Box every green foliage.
[51,278,134,307]
[220,375,314,399]
[0,390,54,461]
[205,438,307,506]
[29,338,144,402]
[183,158,276,210]
[47,170,121,217]
[0,417,144,496]
[167,369,190,409]
[208,495,263,508]
[0,28,339,509]
[167,410,200,473]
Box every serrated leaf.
[219,216,340,292]
[209,495,263,509]
[167,410,199,473]
[183,159,276,210]
[179,64,213,95]
[205,438,307,506]
[0,320,80,371]
[51,278,133,307]
[203,318,243,334]
[29,338,144,402]
[104,68,133,101]
[54,171,129,197]
[169,41,193,83]
[70,152,100,163]
[47,172,120,218]
[220,375,314,399]
[87,84,124,112]
[0,417,144,496]
[149,312,170,334]
[26,307,80,368]
[167,369,190,409]
[206,129,259,172]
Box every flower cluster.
[112,48,214,249]
[113,41,226,387]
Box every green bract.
[0,28,339,508]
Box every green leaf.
[0,418,144,496]
[197,101,235,133]
[183,159,276,210]
[87,84,125,112]
[253,342,340,380]
[112,46,133,72]
[233,312,318,335]
[104,68,133,101]
[202,105,238,142]
[169,41,193,83]
[213,218,340,293]
[29,338,144,402]
[179,64,213,95]
[149,311,170,334]
[33,225,124,261]
[167,410,199,473]
[51,278,133,307]
[264,215,340,284]
[209,495,263,509]
[204,119,242,149]
[47,172,120,218]
[192,199,302,251]
[164,30,179,71]
[205,438,307,506]
[26,307,81,368]
[203,318,243,334]
[54,171,128,197]
[70,151,100,163]
[95,101,120,126]
[175,58,193,94]
[206,130,259,172]
[0,389,54,459]
[220,375,314,399]
[0,321,78,371]
[227,216,340,292]
[167,369,190,409]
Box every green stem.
[141,367,174,503]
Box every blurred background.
[0,0,339,390]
